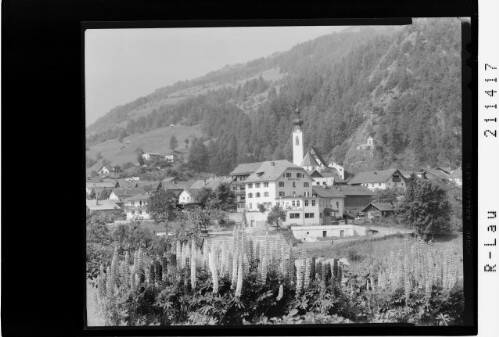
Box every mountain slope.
[86,19,462,175]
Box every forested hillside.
[86,19,462,175]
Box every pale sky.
[85,26,351,126]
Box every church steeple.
[292,107,304,166]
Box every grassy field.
[296,233,463,267]
[86,124,203,165]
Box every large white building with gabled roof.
[228,106,348,228]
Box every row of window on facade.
[247,181,309,188]
[129,201,147,206]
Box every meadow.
[87,223,464,326]
[86,124,202,165]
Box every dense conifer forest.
[87,18,462,175]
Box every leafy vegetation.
[401,176,452,239]
[88,222,464,326]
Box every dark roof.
[135,181,162,189]
[86,199,121,211]
[334,185,377,196]
[423,168,450,181]
[205,177,232,190]
[230,161,265,176]
[186,189,202,198]
[308,146,328,167]
[86,182,116,189]
[163,180,195,191]
[312,186,345,198]
[112,188,145,198]
[245,160,304,183]
[362,202,397,212]
[310,170,323,178]
[125,193,150,202]
[301,151,319,167]
[161,177,178,183]
[348,169,403,185]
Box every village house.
[311,186,345,221]
[360,202,398,222]
[243,160,317,228]
[98,164,115,176]
[348,168,407,191]
[86,199,122,215]
[309,169,344,187]
[163,151,180,163]
[178,189,202,205]
[161,176,180,185]
[328,161,345,180]
[135,180,162,191]
[109,188,145,203]
[163,179,195,194]
[230,162,265,212]
[334,185,377,218]
[85,182,118,196]
[122,194,152,220]
[141,152,162,161]
[422,167,451,183]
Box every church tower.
[292,107,304,166]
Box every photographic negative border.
[81,17,477,336]
[0,0,477,336]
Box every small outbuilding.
[360,202,398,221]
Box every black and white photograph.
[85,18,467,327]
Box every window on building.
[292,201,296,207]
[290,213,300,219]
[379,183,382,186]
[305,213,315,218]
[279,182,284,187]
[255,183,261,188]
[248,183,253,188]
[286,173,291,178]
[304,191,309,197]
[296,136,299,145]
[264,192,269,197]
[263,182,268,187]
[292,182,296,188]
[278,192,285,197]
[256,192,260,198]
[312,199,316,206]
[297,201,301,207]
[248,193,252,198]
[336,201,339,208]
[297,173,302,178]
[305,200,309,206]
